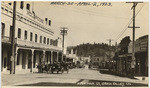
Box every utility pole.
[10,1,17,74]
[107,39,113,71]
[107,39,113,58]
[126,2,142,78]
[60,27,68,61]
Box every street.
[2,67,148,87]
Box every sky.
[33,2,149,47]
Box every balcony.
[1,36,17,44]
[16,38,62,51]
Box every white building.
[1,1,62,73]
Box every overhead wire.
[114,3,145,42]
[52,5,131,20]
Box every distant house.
[91,55,107,68]
[66,49,79,64]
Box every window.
[24,30,27,40]
[8,3,12,5]
[18,28,21,39]
[20,1,24,9]
[40,36,42,43]
[47,38,49,45]
[97,58,99,61]
[10,26,13,39]
[53,40,55,46]
[45,18,47,24]
[1,23,5,37]
[55,39,58,46]
[35,34,37,42]
[43,37,46,44]
[49,20,51,26]
[26,3,30,10]
[30,32,33,41]
[50,39,53,45]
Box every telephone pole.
[107,39,113,60]
[126,2,142,78]
[10,1,17,74]
[107,39,113,71]
[60,27,68,61]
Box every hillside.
[67,43,116,57]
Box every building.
[112,35,148,77]
[66,49,79,64]
[1,1,63,73]
[91,56,107,68]
[128,35,148,76]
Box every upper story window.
[20,1,24,9]
[49,20,51,26]
[40,36,42,43]
[24,30,27,40]
[43,37,46,44]
[26,3,30,10]
[18,28,21,39]
[50,39,53,45]
[30,32,33,41]
[55,39,58,46]
[45,18,48,24]
[35,34,37,42]
[1,23,5,37]
[8,3,12,5]
[47,38,49,45]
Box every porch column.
[51,51,53,64]
[48,52,50,64]
[14,47,18,74]
[25,51,28,69]
[43,50,45,62]
[30,49,34,72]
[57,52,59,62]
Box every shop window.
[30,32,33,41]
[17,54,19,65]
[4,57,7,68]
[24,30,27,40]
[20,1,24,9]
[18,28,21,39]
[35,34,37,42]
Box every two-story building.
[1,1,63,73]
